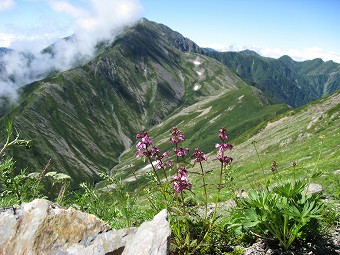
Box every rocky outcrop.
[305,183,323,195]
[0,199,170,255]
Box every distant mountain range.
[203,50,340,107]
[0,18,339,185]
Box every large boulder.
[124,209,170,255]
[0,199,170,255]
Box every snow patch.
[196,71,202,76]
[193,84,201,91]
[193,60,201,65]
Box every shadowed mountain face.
[1,19,338,186]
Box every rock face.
[0,199,170,255]
[305,183,323,195]
[124,209,170,255]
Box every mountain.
[129,22,340,108]
[278,56,340,97]
[4,19,270,185]
[201,50,340,108]
[1,19,338,187]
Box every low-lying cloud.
[207,43,340,63]
[0,0,14,11]
[0,0,142,100]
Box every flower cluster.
[135,131,172,169]
[135,127,233,197]
[170,127,185,144]
[271,160,278,172]
[192,148,207,163]
[135,131,152,156]
[173,147,189,157]
[173,166,192,195]
[170,127,189,157]
[215,128,233,165]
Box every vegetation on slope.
[0,19,244,185]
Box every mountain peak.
[136,18,202,53]
[279,55,293,61]
[238,49,260,56]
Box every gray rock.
[305,183,323,195]
[123,209,170,255]
[0,199,170,255]
[66,227,137,255]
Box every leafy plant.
[70,173,145,229]
[0,121,72,207]
[229,180,325,250]
[0,121,37,206]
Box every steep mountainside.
[279,55,340,97]
[132,20,340,108]
[3,19,248,184]
[202,50,340,108]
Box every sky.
[0,0,339,62]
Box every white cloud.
[46,0,142,58]
[0,0,143,100]
[0,0,14,11]
[204,43,340,63]
[0,32,15,47]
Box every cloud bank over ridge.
[0,0,142,99]
[205,43,340,63]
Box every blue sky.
[0,0,339,62]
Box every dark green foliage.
[229,180,325,250]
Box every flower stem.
[252,141,265,176]
[146,154,168,207]
[199,161,208,220]
[147,153,162,185]
[180,191,187,215]
[133,171,158,211]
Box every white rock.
[0,199,170,255]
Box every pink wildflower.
[216,155,233,165]
[173,167,192,195]
[218,128,228,141]
[170,127,185,144]
[192,148,207,163]
[173,147,189,157]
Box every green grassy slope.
[113,84,290,184]
[114,90,339,202]
[232,90,340,198]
